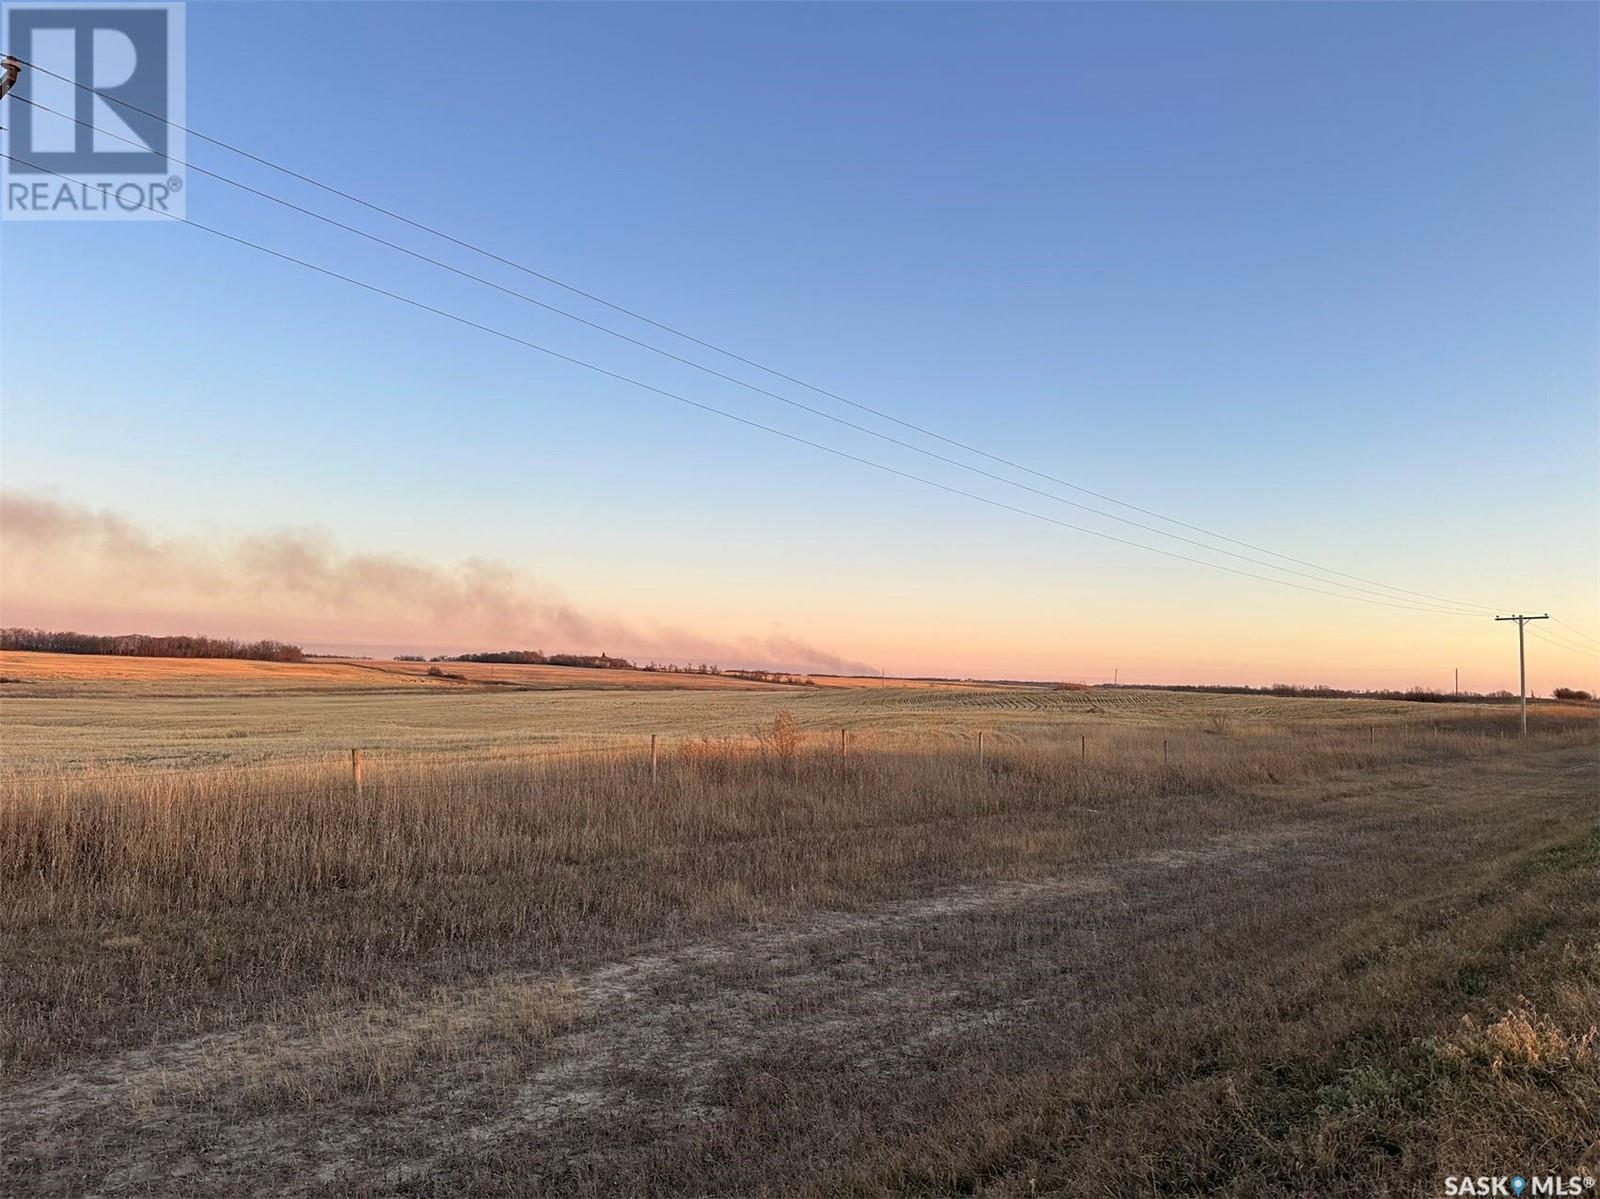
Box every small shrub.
[755,709,801,762]
[1434,1001,1598,1076]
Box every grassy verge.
[2,730,1594,1197]
[4,717,1589,1079]
[801,825,1600,1197]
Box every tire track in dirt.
[3,828,1307,1198]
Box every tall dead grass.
[2,713,1594,1077]
[4,716,1572,911]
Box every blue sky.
[2,1,1596,686]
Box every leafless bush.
[753,709,801,764]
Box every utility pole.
[0,55,19,132]
[1494,614,1548,736]
[1454,666,1458,697]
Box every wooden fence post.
[350,748,363,794]
[840,728,848,758]
[650,734,659,785]
[1081,735,1086,763]
[977,730,985,769]
[1163,739,1169,768]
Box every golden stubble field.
[1,652,1596,1198]
[0,649,1538,773]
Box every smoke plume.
[0,492,872,675]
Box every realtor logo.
[2,2,185,219]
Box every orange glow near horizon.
[3,491,1594,693]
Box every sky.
[1,1,1596,689]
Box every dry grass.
[3,710,1592,1074]
[1,691,1594,1196]
[133,977,579,1114]
[753,814,1600,1199]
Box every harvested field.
[0,651,448,695]
[0,650,799,699]
[1,662,1595,1197]
[0,651,1563,773]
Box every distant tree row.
[405,651,814,683]
[720,668,816,686]
[1,627,305,663]
[1109,682,1520,704]
[439,650,637,670]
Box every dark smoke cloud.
[0,492,873,675]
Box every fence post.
[350,748,363,794]
[650,734,659,785]
[840,727,848,758]
[1081,735,1086,763]
[978,730,985,769]
[1163,739,1169,768]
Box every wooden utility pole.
[1494,614,1548,736]
[0,57,20,106]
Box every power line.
[0,148,1486,618]
[1550,617,1600,648]
[1528,627,1600,657]
[0,50,1512,617]
[6,94,1495,616]
[1535,627,1598,653]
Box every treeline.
[1,628,305,663]
[412,651,814,684]
[439,650,637,670]
[1107,682,1517,704]
[720,668,817,686]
